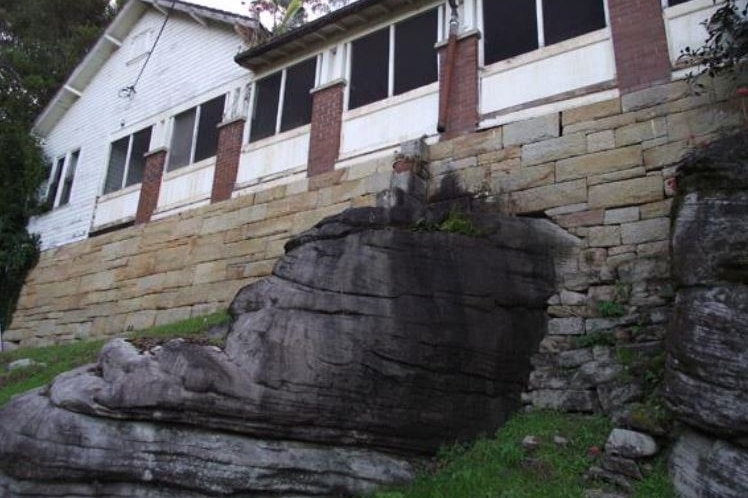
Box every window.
[58,150,78,206]
[104,126,152,194]
[45,150,79,208]
[249,57,317,143]
[483,0,607,65]
[168,95,225,171]
[129,29,152,62]
[349,8,439,110]
[668,0,692,6]
[46,157,65,209]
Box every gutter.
[437,0,459,133]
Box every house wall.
[29,8,249,250]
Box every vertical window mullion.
[190,105,201,164]
[344,42,352,110]
[246,82,257,142]
[536,0,545,47]
[122,135,134,190]
[388,25,395,97]
[276,69,287,134]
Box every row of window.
[49,0,697,204]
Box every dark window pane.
[126,127,152,186]
[104,136,129,194]
[48,156,65,208]
[483,0,538,64]
[250,72,282,143]
[195,95,225,162]
[59,150,79,206]
[280,57,316,132]
[543,0,606,45]
[668,0,691,6]
[168,107,197,170]
[394,8,438,96]
[349,27,389,109]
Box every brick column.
[135,148,166,224]
[438,31,480,140]
[608,0,672,93]
[307,80,344,177]
[211,117,245,203]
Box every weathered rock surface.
[0,207,569,496]
[666,131,748,496]
[670,429,748,498]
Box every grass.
[0,310,230,406]
[371,411,675,498]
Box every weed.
[412,211,482,237]
[575,331,616,349]
[596,300,626,318]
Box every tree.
[247,0,352,36]
[0,0,115,330]
[679,0,748,92]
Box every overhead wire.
[119,0,178,98]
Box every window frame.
[479,0,610,67]
[248,55,321,144]
[103,126,153,196]
[345,5,442,112]
[167,94,226,172]
[46,149,80,209]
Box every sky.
[190,0,248,16]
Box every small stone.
[554,435,569,447]
[7,358,45,371]
[557,349,594,368]
[560,290,587,306]
[522,435,541,451]
[602,455,643,480]
[605,429,659,458]
[585,466,633,492]
[548,317,585,336]
[584,488,628,498]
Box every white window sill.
[343,81,439,121]
[98,183,141,202]
[163,156,216,181]
[244,123,311,153]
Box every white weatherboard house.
[31,0,729,251]
[31,0,256,249]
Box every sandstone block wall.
[6,160,392,348]
[6,80,744,352]
[426,80,744,414]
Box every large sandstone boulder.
[0,207,569,496]
[666,131,748,495]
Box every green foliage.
[596,300,626,318]
[413,211,482,237]
[0,311,230,406]
[679,0,748,93]
[575,331,616,349]
[370,411,674,498]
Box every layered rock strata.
[0,207,568,496]
[666,131,748,497]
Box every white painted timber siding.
[29,8,249,250]
[157,160,216,213]
[664,0,747,66]
[480,30,616,117]
[92,187,140,228]
[236,127,311,187]
[339,84,439,159]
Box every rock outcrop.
[665,131,748,497]
[0,206,570,496]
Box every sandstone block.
[615,118,667,147]
[643,140,688,170]
[493,163,554,193]
[563,113,636,135]
[556,145,642,182]
[621,81,689,112]
[510,179,587,214]
[667,106,744,142]
[503,114,560,146]
[478,146,521,166]
[588,226,621,247]
[621,218,670,245]
[555,209,604,228]
[587,130,616,152]
[562,99,621,126]
[604,207,639,225]
[640,199,672,219]
[588,176,664,209]
[522,133,587,166]
[548,317,585,335]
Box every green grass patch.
[0,310,230,406]
[371,411,673,498]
